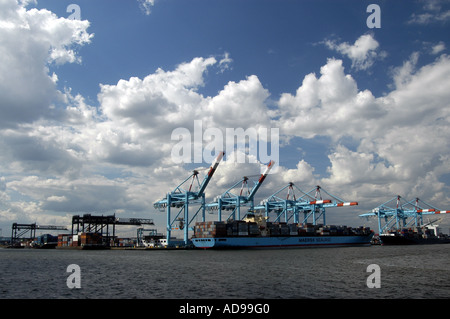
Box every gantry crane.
[304,185,358,225]
[205,160,275,221]
[10,223,68,246]
[153,151,224,246]
[253,182,307,223]
[254,184,358,225]
[359,195,449,234]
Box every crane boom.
[247,160,275,201]
[196,151,224,198]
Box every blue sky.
[1,0,450,236]
[40,1,445,97]
[43,1,404,99]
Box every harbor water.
[1,245,449,299]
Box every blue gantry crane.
[153,151,224,246]
[254,184,358,225]
[308,185,358,224]
[253,182,307,223]
[359,195,449,234]
[205,160,275,222]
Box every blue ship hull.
[192,233,374,249]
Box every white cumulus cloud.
[0,2,449,233]
[324,34,387,71]
[0,0,93,127]
[275,52,450,215]
[137,0,155,15]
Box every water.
[0,245,449,299]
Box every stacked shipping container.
[57,232,103,248]
[195,221,261,238]
[194,221,227,238]
[57,234,72,247]
[387,227,437,239]
[194,221,372,238]
[80,232,103,246]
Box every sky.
[1,0,450,238]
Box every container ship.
[191,214,373,249]
[359,195,450,245]
[379,225,450,245]
[31,234,58,249]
